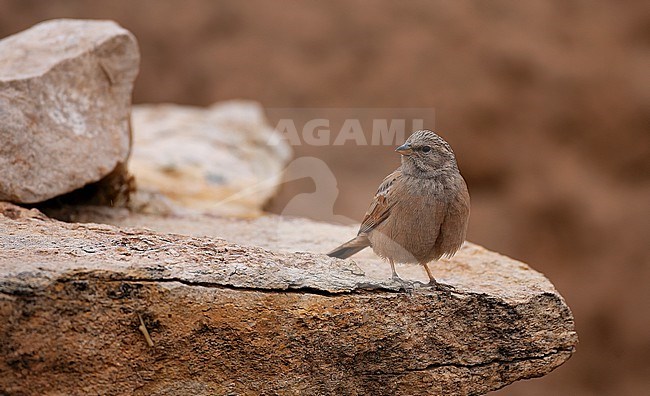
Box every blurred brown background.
[1,0,649,394]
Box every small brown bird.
[327,130,470,286]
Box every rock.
[0,19,139,204]
[129,101,292,216]
[0,203,577,395]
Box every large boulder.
[0,19,139,203]
[0,203,577,395]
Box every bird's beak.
[395,143,413,156]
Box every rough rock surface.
[129,101,292,216]
[0,203,577,395]
[0,19,139,203]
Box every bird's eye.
[421,145,432,153]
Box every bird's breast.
[368,178,448,263]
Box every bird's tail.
[326,235,370,259]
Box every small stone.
[0,19,139,203]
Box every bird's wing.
[358,169,401,235]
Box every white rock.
[130,101,292,216]
[0,19,139,203]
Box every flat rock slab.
[0,19,139,203]
[0,203,577,395]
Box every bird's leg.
[423,263,438,288]
[389,259,412,293]
[389,259,399,280]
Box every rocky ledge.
[0,203,577,395]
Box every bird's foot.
[391,275,414,294]
[412,279,438,290]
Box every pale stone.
[0,203,577,395]
[0,19,139,203]
[129,101,292,216]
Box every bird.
[327,129,470,287]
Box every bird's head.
[396,130,458,177]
